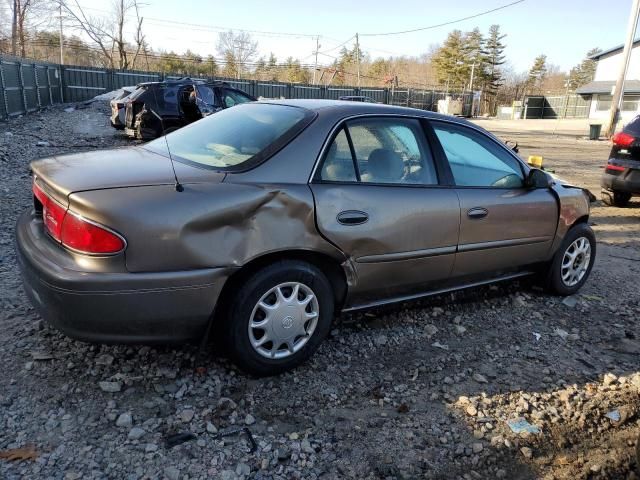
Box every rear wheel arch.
[215,249,348,320]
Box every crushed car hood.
[30,147,224,201]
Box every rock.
[520,447,533,459]
[374,335,388,346]
[554,328,569,340]
[466,405,478,416]
[245,414,256,425]
[220,470,237,480]
[455,325,467,335]
[236,462,251,476]
[127,427,146,440]
[164,467,180,480]
[289,432,299,440]
[424,324,439,338]
[95,354,115,366]
[99,381,122,393]
[603,373,617,386]
[472,442,484,453]
[36,141,51,147]
[301,439,314,454]
[206,421,218,433]
[115,412,133,428]
[178,409,195,422]
[562,296,578,308]
[473,373,488,384]
[145,443,158,453]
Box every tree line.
[0,1,600,115]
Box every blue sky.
[78,0,635,72]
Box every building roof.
[576,80,640,95]
[589,39,640,60]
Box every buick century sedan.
[16,100,596,375]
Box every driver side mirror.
[525,168,553,189]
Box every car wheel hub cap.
[248,282,319,359]
[561,237,591,287]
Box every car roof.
[259,98,472,124]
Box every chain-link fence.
[0,54,474,120]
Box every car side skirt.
[341,270,535,312]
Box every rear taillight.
[33,179,125,255]
[612,132,635,147]
[605,163,626,172]
[61,212,125,254]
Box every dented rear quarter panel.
[68,181,345,273]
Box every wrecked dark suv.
[124,78,255,140]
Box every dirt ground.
[0,105,639,480]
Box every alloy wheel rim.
[248,282,319,359]
[561,237,591,287]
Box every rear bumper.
[601,168,640,194]
[16,211,235,344]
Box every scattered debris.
[562,296,578,308]
[30,351,54,361]
[533,332,541,342]
[507,418,540,434]
[0,445,39,461]
[431,341,449,350]
[605,410,620,422]
[98,381,122,393]
[472,373,488,384]
[165,432,197,448]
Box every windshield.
[145,103,313,170]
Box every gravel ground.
[1,103,639,480]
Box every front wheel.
[545,223,596,296]
[222,260,334,376]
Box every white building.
[577,40,640,121]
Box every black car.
[602,115,640,206]
[124,78,255,140]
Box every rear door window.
[318,117,439,185]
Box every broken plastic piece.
[605,410,621,422]
[507,418,540,434]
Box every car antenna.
[149,81,183,192]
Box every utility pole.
[312,36,320,85]
[355,33,360,87]
[11,0,18,56]
[469,62,476,116]
[58,1,64,65]
[606,0,640,137]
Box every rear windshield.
[624,115,640,136]
[145,103,314,171]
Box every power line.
[359,0,525,36]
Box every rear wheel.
[545,223,596,296]
[601,189,631,207]
[222,260,334,376]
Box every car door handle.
[467,207,488,219]
[337,210,369,225]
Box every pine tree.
[481,24,506,112]
[432,30,468,90]
[568,47,601,89]
[527,54,548,93]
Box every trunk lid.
[30,147,224,203]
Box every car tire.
[545,223,596,296]
[222,260,334,376]
[601,190,631,207]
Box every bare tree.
[61,0,146,69]
[216,30,258,79]
[7,0,54,56]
